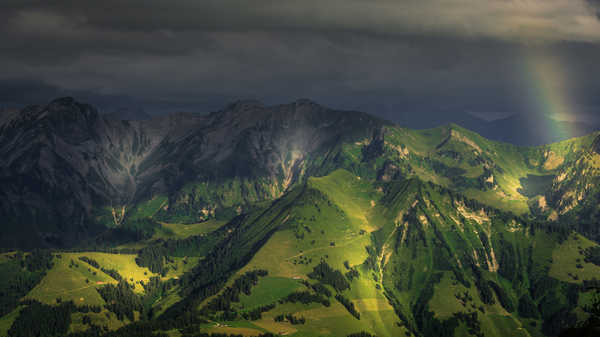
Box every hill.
[2,98,600,337]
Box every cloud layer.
[0,1,599,122]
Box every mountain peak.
[44,97,98,122]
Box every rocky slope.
[0,98,383,247]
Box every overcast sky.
[1,0,599,123]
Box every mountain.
[392,110,600,146]
[2,97,600,337]
[476,113,600,146]
[0,97,383,248]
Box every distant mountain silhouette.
[392,110,600,146]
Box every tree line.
[0,250,53,316]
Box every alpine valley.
[1,97,600,337]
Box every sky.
[1,0,600,124]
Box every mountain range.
[392,110,600,146]
[1,97,600,337]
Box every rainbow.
[519,49,578,141]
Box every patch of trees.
[308,282,332,297]
[454,290,474,308]
[413,272,447,336]
[494,235,520,283]
[453,311,483,337]
[76,256,124,281]
[308,261,350,292]
[488,280,514,312]
[345,268,360,282]
[347,332,377,337]
[241,303,276,320]
[140,276,178,318]
[96,280,143,321]
[95,218,161,245]
[135,246,173,276]
[23,249,54,270]
[200,270,268,318]
[67,309,209,337]
[157,211,278,324]
[471,267,495,305]
[530,276,560,301]
[64,302,102,314]
[424,157,467,179]
[559,288,600,337]
[135,233,216,275]
[362,245,379,271]
[584,246,600,266]
[418,310,459,337]
[102,268,124,282]
[68,321,169,337]
[79,256,100,269]
[542,309,578,337]
[280,291,330,307]
[58,247,139,255]
[583,278,600,291]
[274,313,306,324]
[518,294,539,318]
[8,300,75,337]
[336,294,360,320]
[0,250,53,316]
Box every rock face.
[0,98,160,247]
[0,97,383,247]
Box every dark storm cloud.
[1,1,599,121]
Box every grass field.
[26,251,159,307]
[163,256,201,279]
[159,219,226,239]
[69,309,127,333]
[25,254,115,305]
[549,233,600,284]
[117,219,226,250]
[67,252,158,292]
[219,169,409,336]
[237,277,302,310]
[204,321,267,336]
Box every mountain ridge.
[2,97,600,337]
[2,97,600,249]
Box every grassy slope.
[161,167,598,337]
[220,170,408,336]
[117,219,226,250]
[346,124,599,216]
[25,254,115,306]
[549,233,600,284]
